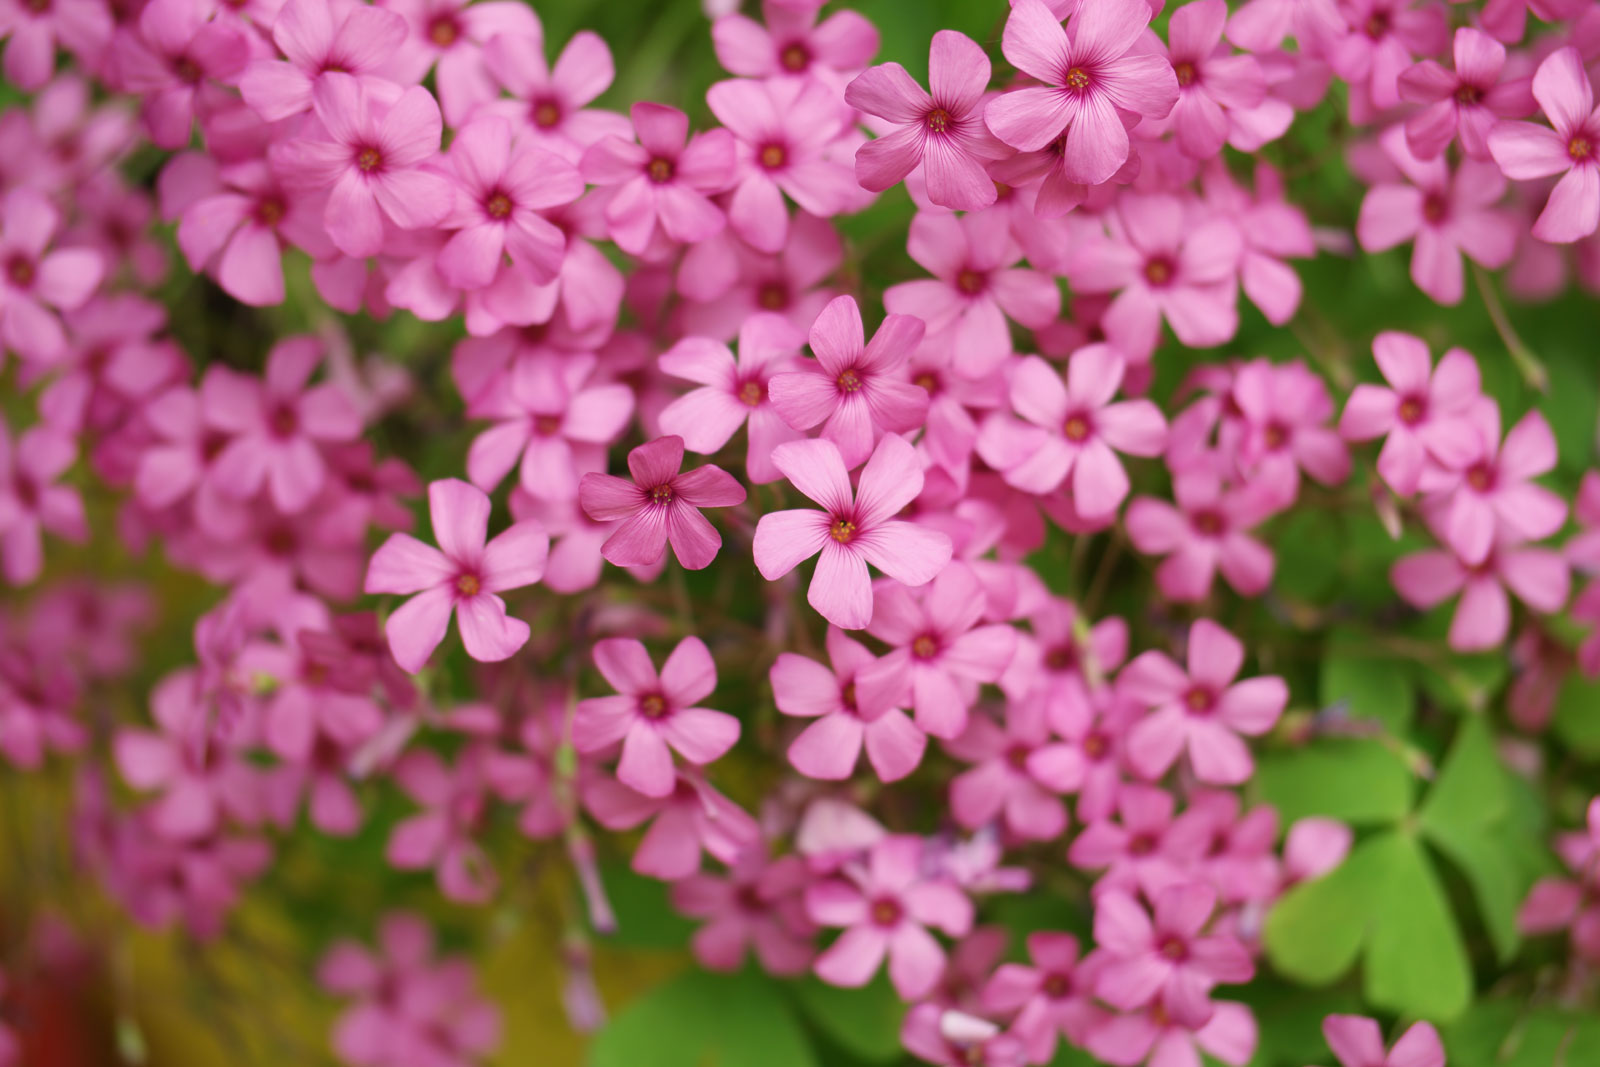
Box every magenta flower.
[585,770,759,880]
[981,933,1099,1063]
[1118,618,1288,785]
[202,337,361,513]
[983,0,1178,186]
[481,30,631,151]
[670,850,816,976]
[571,636,739,799]
[1419,405,1565,566]
[364,478,549,673]
[1326,0,1448,114]
[0,422,86,585]
[272,73,455,258]
[855,563,1018,739]
[1391,531,1569,651]
[883,212,1060,377]
[0,0,108,90]
[1488,48,1600,244]
[239,0,408,122]
[1087,999,1258,1067]
[1358,125,1516,305]
[114,0,250,149]
[1339,331,1485,496]
[945,694,1084,841]
[1126,472,1277,602]
[436,116,583,291]
[386,746,500,903]
[706,75,860,252]
[753,434,953,630]
[977,348,1166,515]
[901,1005,1026,1067]
[1094,883,1254,1027]
[805,834,973,999]
[1477,0,1586,44]
[1229,358,1352,506]
[712,2,878,81]
[1398,27,1534,161]
[1164,0,1268,160]
[845,29,1008,212]
[0,188,104,364]
[771,626,926,782]
[658,312,806,484]
[768,294,928,468]
[579,102,735,255]
[1320,1016,1445,1067]
[382,0,540,126]
[578,435,746,571]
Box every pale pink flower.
[806,834,973,999]
[1094,883,1254,1027]
[364,478,549,672]
[976,348,1165,515]
[712,1,878,82]
[1477,0,1586,44]
[586,770,758,880]
[845,30,1009,211]
[984,0,1178,186]
[202,336,361,513]
[1488,48,1600,243]
[1228,358,1351,505]
[239,0,407,122]
[1068,783,1214,898]
[883,212,1059,377]
[1338,331,1485,496]
[855,563,1017,739]
[1087,999,1257,1067]
[771,626,927,782]
[114,0,250,149]
[945,693,1086,840]
[0,422,86,585]
[0,188,103,364]
[480,31,632,151]
[676,211,843,340]
[901,1005,1026,1067]
[754,434,953,630]
[271,73,455,258]
[767,294,928,468]
[386,746,500,903]
[1358,125,1516,305]
[1119,618,1288,785]
[1327,0,1448,114]
[981,933,1100,1063]
[1319,1015,1444,1067]
[579,102,735,255]
[1125,471,1277,602]
[578,435,745,571]
[570,636,739,799]
[706,75,860,252]
[670,850,816,976]
[382,0,540,126]
[1391,531,1569,651]
[1398,27,1534,161]
[1163,0,1268,160]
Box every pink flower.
[1358,125,1517,305]
[579,102,735,255]
[0,0,109,90]
[1477,0,1586,44]
[1068,195,1242,360]
[1228,358,1351,505]
[946,693,1086,840]
[855,563,1017,739]
[201,336,361,513]
[1391,531,1569,651]
[114,0,250,150]
[767,294,928,468]
[771,626,927,782]
[479,30,631,151]
[754,434,953,629]
[1087,999,1257,1067]
[1319,1015,1444,1067]
[0,188,103,364]
[437,115,583,291]
[712,1,878,82]
[806,834,974,999]
[0,422,86,585]
[1093,883,1254,1027]
[1164,0,1268,160]
[883,212,1059,377]
[1202,161,1314,326]
[571,636,739,798]
[271,73,455,258]
[1069,783,1212,898]
[976,348,1165,515]
[981,932,1100,1063]
[1338,331,1485,496]
[239,0,407,122]
[901,1005,1027,1067]
[670,850,816,975]
[1125,472,1277,602]
[1118,618,1288,785]
[1419,405,1565,565]
[1488,48,1600,244]
[845,30,1009,211]
[584,770,759,880]
[382,0,540,126]
[364,478,549,672]
[985,0,1177,187]
[1327,0,1448,114]
[578,435,746,571]
[386,746,501,903]
[677,210,843,340]
[1398,27,1534,161]
[706,75,860,252]
[658,312,806,484]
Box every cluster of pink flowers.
[2,0,1599,1061]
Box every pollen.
[1174,61,1197,87]
[780,43,809,72]
[428,17,459,46]
[1570,135,1593,161]
[356,147,382,173]
[955,268,985,295]
[1143,257,1173,286]
[836,368,863,393]
[759,143,787,169]
[647,157,674,183]
[456,574,481,596]
[1064,415,1090,442]
[830,518,857,543]
[926,108,952,134]
[738,380,764,407]
[1065,67,1090,91]
[533,99,561,128]
[485,192,513,219]
[912,634,938,659]
[650,484,675,505]
[1398,396,1425,424]
[639,693,669,718]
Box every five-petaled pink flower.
[1118,618,1288,785]
[1391,529,1569,651]
[0,188,104,364]
[0,422,86,585]
[239,0,408,122]
[1398,26,1534,161]
[364,478,549,672]
[754,434,952,630]
[1094,883,1255,1027]
[1126,472,1277,602]
[1319,1015,1445,1067]
[845,30,1009,211]
[1164,0,1269,160]
[578,435,746,571]
[571,636,740,799]
[1488,48,1600,243]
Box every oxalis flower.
[578,435,746,571]
[364,479,549,673]
[753,434,952,630]
[1487,47,1600,243]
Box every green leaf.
[1319,651,1415,733]
[1275,511,1342,603]
[1448,1004,1600,1067]
[788,974,904,1063]
[1263,833,1387,985]
[1416,653,1509,714]
[1552,673,1600,760]
[1362,831,1473,1021]
[1253,739,1414,825]
[1419,716,1509,834]
[590,969,818,1067]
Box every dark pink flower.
[670,849,816,975]
[1068,783,1213,898]
[945,693,1085,840]
[1327,0,1448,114]
[1228,357,1351,506]
[481,30,631,151]
[386,746,500,903]
[0,0,109,90]
[0,188,103,365]
[578,435,746,571]
[1087,999,1257,1067]
[114,0,250,149]
[382,0,540,126]
[0,421,86,585]
[1164,0,1268,160]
